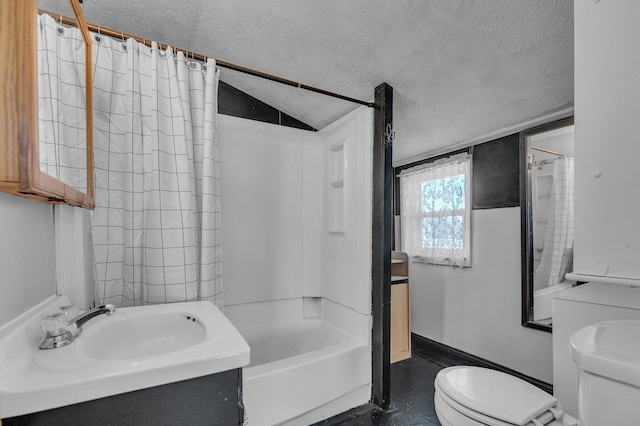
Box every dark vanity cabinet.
[3,369,244,426]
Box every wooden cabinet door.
[391,282,411,363]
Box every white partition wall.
[319,108,374,342]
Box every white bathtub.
[223,298,371,426]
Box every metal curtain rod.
[39,10,375,109]
[531,146,565,157]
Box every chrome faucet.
[70,304,116,330]
[40,304,116,350]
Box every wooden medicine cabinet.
[0,0,94,208]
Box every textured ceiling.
[40,0,574,165]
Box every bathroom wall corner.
[54,205,94,310]
[303,297,322,319]
[0,192,56,327]
[302,134,324,299]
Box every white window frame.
[399,153,472,267]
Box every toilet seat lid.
[435,366,558,426]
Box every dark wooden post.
[371,83,393,408]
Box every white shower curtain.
[37,14,87,193]
[89,29,222,307]
[534,156,575,288]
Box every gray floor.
[315,336,489,426]
[315,357,443,425]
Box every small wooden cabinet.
[391,251,411,363]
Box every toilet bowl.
[434,366,578,426]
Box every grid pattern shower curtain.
[90,31,222,307]
[37,14,87,193]
[534,156,575,288]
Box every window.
[399,154,472,267]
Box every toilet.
[434,320,640,426]
[434,366,577,426]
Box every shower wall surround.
[219,116,309,306]
[218,107,374,330]
[219,109,374,423]
[321,109,374,318]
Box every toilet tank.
[570,320,640,426]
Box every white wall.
[219,115,318,306]
[573,0,640,281]
[0,193,56,327]
[410,207,553,383]
[54,205,94,310]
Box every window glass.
[400,154,472,267]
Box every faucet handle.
[60,305,81,321]
[41,313,69,336]
[60,305,83,336]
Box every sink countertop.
[0,296,250,418]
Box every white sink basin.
[0,296,250,418]
[81,311,208,360]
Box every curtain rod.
[531,146,565,157]
[39,9,375,109]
